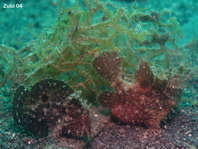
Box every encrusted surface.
[93,52,121,82]
[95,52,182,128]
[12,79,91,138]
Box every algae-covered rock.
[94,51,183,128]
[12,79,91,138]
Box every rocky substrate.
[90,107,198,149]
[0,101,197,149]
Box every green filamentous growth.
[0,0,195,104]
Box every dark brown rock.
[12,79,91,138]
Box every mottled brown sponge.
[94,51,182,128]
[93,52,121,82]
[12,79,91,138]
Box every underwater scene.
[0,0,198,148]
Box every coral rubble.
[94,51,182,128]
[12,79,90,138]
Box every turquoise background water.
[0,0,198,49]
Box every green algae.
[0,0,196,104]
